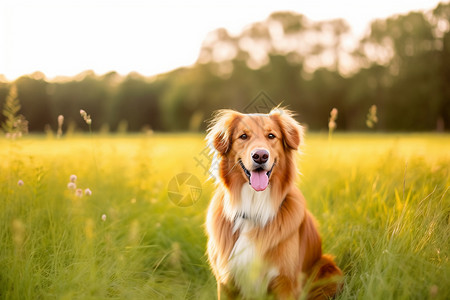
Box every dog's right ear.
[206,110,241,155]
[269,107,303,151]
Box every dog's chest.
[225,184,276,229]
[226,185,279,295]
[228,220,279,296]
[229,221,255,271]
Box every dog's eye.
[239,134,248,140]
[268,133,276,139]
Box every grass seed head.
[329,120,336,130]
[57,115,64,138]
[58,115,64,126]
[366,105,378,128]
[80,109,92,126]
[328,108,338,131]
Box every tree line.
[1,2,449,133]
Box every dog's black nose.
[252,149,269,164]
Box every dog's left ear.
[270,108,303,150]
[206,110,241,155]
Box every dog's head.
[207,107,303,192]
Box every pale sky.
[0,0,444,80]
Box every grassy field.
[1,133,449,299]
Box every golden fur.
[205,108,342,299]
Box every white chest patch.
[224,184,277,230]
[226,184,279,296]
[229,222,255,271]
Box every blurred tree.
[50,71,110,131]
[15,74,51,132]
[432,2,450,130]
[360,11,444,130]
[114,72,162,132]
[0,3,448,132]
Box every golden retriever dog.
[205,107,342,299]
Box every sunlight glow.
[0,0,443,80]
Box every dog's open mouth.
[238,159,275,192]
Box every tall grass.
[0,133,449,299]
[301,134,449,299]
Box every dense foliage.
[1,3,449,132]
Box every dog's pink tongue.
[250,170,269,191]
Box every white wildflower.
[75,189,83,197]
[70,174,77,183]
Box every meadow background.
[1,133,449,299]
[1,1,450,299]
